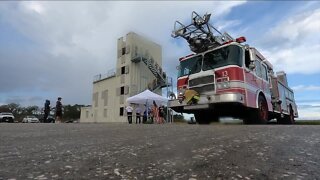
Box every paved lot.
[0,123,319,180]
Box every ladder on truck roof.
[172,11,234,53]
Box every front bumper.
[168,92,245,112]
[0,117,14,122]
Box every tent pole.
[146,100,148,123]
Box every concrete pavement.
[0,123,319,179]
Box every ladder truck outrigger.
[168,11,298,124]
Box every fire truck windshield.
[202,45,243,71]
[178,55,202,77]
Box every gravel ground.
[0,123,319,180]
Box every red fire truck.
[168,12,298,124]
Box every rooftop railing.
[93,68,116,83]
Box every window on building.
[134,46,138,56]
[93,92,99,107]
[121,66,125,74]
[103,109,107,118]
[120,86,125,95]
[122,47,126,55]
[101,90,108,106]
[86,111,89,118]
[120,107,124,116]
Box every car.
[39,115,55,123]
[65,119,80,123]
[22,116,40,123]
[0,112,15,123]
[46,115,55,123]
[39,115,53,123]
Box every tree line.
[0,103,85,122]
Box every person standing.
[158,105,165,124]
[125,104,133,124]
[55,97,63,123]
[44,100,50,123]
[135,106,142,124]
[152,100,159,124]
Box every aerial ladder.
[172,11,235,53]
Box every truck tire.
[244,96,268,124]
[277,107,295,125]
[194,112,210,124]
[286,107,295,124]
[256,95,268,124]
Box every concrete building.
[80,32,168,123]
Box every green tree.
[2,103,24,120]
[7,103,22,115]
[25,106,39,115]
[0,104,10,112]
[0,103,25,122]
[62,104,84,121]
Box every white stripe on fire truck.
[190,80,265,94]
[228,81,271,98]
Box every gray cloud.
[298,104,320,109]
[292,85,320,92]
[0,1,245,106]
[254,7,320,74]
[5,95,43,106]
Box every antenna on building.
[172,11,234,53]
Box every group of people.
[43,97,63,123]
[125,101,166,124]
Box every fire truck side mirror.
[249,62,255,70]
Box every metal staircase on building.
[132,55,171,92]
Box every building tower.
[80,32,168,123]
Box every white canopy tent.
[126,89,170,123]
[126,89,168,105]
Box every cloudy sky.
[0,1,319,119]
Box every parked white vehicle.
[22,116,40,123]
[0,112,15,123]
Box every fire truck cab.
[168,12,298,124]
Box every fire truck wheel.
[257,95,268,124]
[194,113,210,124]
[277,107,295,124]
[286,107,295,124]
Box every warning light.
[236,36,246,43]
